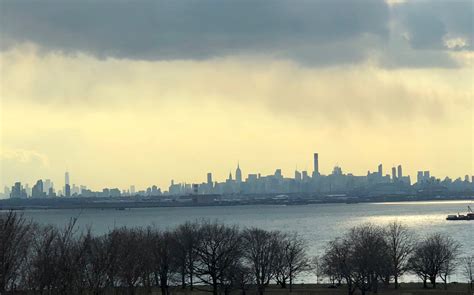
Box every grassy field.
[8,283,472,295]
[157,283,473,295]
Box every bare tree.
[311,256,324,285]
[173,220,200,290]
[114,228,147,295]
[26,225,60,294]
[461,256,473,290]
[227,263,253,295]
[408,233,461,289]
[322,238,356,295]
[384,221,414,288]
[55,218,89,294]
[274,232,310,292]
[193,221,242,295]
[242,228,280,295]
[0,211,34,293]
[82,231,111,295]
[438,235,461,290]
[348,224,390,295]
[148,228,177,295]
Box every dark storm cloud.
[0,0,472,66]
[393,0,473,51]
[0,0,388,61]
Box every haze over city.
[1,0,473,190]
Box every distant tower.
[391,167,397,181]
[417,171,424,184]
[228,172,233,181]
[207,173,213,185]
[313,153,319,177]
[130,185,136,195]
[423,171,430,181]
[65,184,71,197]
[64,171,71,197]
[302,171,308,181]
[378,164,383,176]
[397,165,403,179]
[32,180,45,198]
[295,170,302,182]
[235,163,242,183]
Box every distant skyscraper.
[417,171,424,184]
[10,182,27,199]
[295,170,302,182]
[130,185,136,195]
[32,180,45,198]
[378,164,383,176]
[235,163,242,183]
[228,172,233,181]
[423,171,430,181]
[302,171,309,181]
[65,184,71,197]
[313,153,319,176]
[275,169,282,178]
[65,171,70,185]
[207,173,213,185]
[397,165,403,179]
[391,167,397,181]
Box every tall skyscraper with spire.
[235,163,242,183]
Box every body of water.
[8,200,473,283]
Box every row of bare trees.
[320,221,470,295]
[0,212,310,295]
[1,211,472,295]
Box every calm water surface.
[12,200,474,282]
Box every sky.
[0,0,473,192]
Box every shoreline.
[1,194,473,211]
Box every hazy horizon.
[1,0,473,190]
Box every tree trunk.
[212,276,218,295]
[289,274,293,293]
[181,270,186,289]
[160,275,168,295]
[394,275,399,289]
[347,281,354,295]
[430,276,436,289]
[189,267,194,290]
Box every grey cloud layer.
[1,0,472,66]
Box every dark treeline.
[0,211,472,295]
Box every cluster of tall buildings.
[162,153,473,197]
[4,153,474,199]
[6,171,84,199]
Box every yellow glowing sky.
[1,43,472,191]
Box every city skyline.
[3,153,473,198]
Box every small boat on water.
[446,206,474,221]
